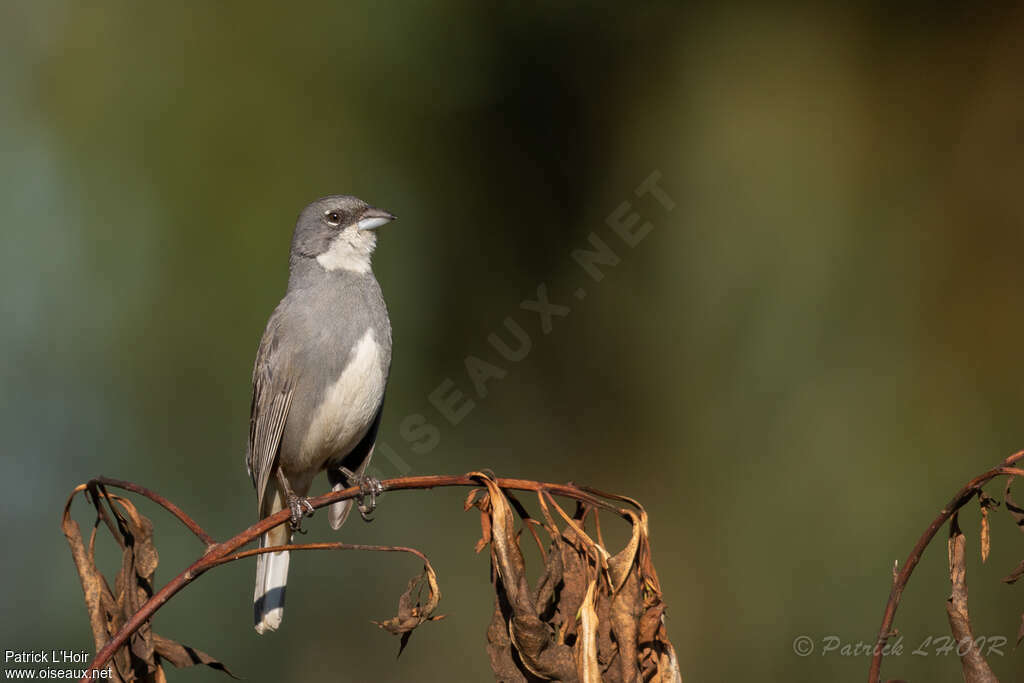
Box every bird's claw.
[287,495,315,532]
[356,476,383,521]
[341,468,383,522]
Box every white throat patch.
[316,233,372,274]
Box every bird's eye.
[325,211,341,226]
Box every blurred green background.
[3,1,1024,681]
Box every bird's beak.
[356,207,396,231]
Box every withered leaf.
[476,510,492,554]
[486,589,532,683]
[471,473,577,681]
[575,580,601,682]
[372,563,445,657]
[980,506,991,564]
[945,522,999,682]
[468,472,682,683]
[610,571,641,683]
[637,602,667,644]
[1004,477,1024,533]
[62,484,233,683]
[607,510,642,594]
[1002,558,1024,584]
[152,635,236,678]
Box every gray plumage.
[246,195,394,634]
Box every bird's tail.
[254,489,291,634]
[327,480,354,530]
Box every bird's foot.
[340,468,383,522]
[286,494,315,532]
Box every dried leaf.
[1002,558,1024,584]
[544,491,610,572]
[472,474,527,608]
[980,506,990,563]
[575,581,601,682]
[610,571,641,683]
[468,473,682,682]
[62,483,233,682]
[555,537,589,645]
[475,510,492,554]
[152,635,236,678]
[637,601,667,644]
[471,472,577,681]
[372,563,445,657]
[468,489,494,554]
[485,590,531,683]
[607,510,642,593]
[1004,476,1024,533]
[533,537,564,619]
[946,518,999,682]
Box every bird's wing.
[246,311,294,514]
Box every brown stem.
[1002,450,1024,468]
[89,476,216,546]
[74,472,635,682]
[867,462,1024,683]
[84,483,127,551]
[207,541,431,568]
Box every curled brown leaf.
[373,562,446,657]
[468,472,681,682]
[62,484,233,682]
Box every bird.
[246,195,395,634]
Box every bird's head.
[290,195,395,274]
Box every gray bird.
[246,195,395,634]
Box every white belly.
[299,328,385,469]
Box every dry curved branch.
[208,541,431,567]
[88,476,215,546]
[868,451,1024,683]
[64,471,680,683]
